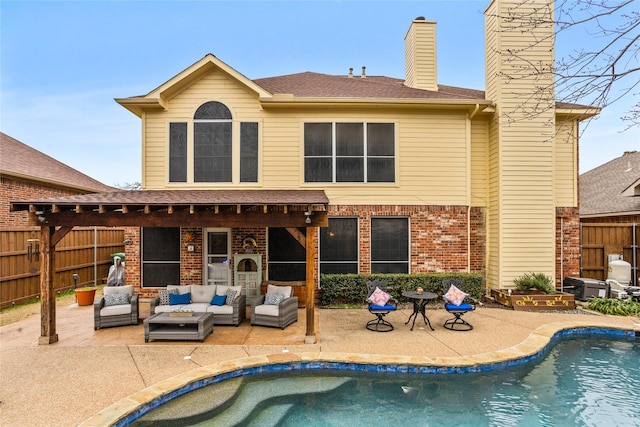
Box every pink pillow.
[368,287,391,306]
[444,284,468,306]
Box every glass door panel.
[204,229,231,286]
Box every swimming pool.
[130,329,639,426]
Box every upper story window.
[169,101,258,183]
[304,122,395,183]
[194,101,232,182]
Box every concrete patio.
[1,300,639,426]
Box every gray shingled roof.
[0,132,115,193]
[580,152,640,217]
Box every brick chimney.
[404,17,437,91]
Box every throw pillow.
[104,293,129,307]
[368,287,391,307]
[169,292,191,305]
[225,289,238,305]
[211,294,227,306]
[158,289,177,305]
[264,293,285,305]
[444,284,468,306]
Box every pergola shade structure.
[10,189,329,344]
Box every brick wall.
[328,204,486,275]
[0,177,80,228]
[127,205,488,297]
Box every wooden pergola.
[10,189,329,345]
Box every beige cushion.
[207,305,233,315]
[254,304,280,316]
[100,305,132,316]
[266,284,292,299]
[190,285,217,303]
[103,285,133,296]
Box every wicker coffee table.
[144,312,214,342]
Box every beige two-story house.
[11,1,596,343]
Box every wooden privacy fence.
[580,223,639,284]
[0,227,125,309]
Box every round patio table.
[402,291,437,331]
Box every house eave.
[114,97,167,117]
[555,107,601,121]
[259,96,493,110]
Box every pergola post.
[304,226,316,344]
[38,226,58,345]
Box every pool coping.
[79,321,640,426]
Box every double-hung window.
[141,227,181,287]
[267,228,306,280]
[370,217,409,273]
[169,101,258,183]
[304,122,395,183]
[320,217,359,274]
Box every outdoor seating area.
[2,298,639,426]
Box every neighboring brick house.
[580,151,640,223]
[11,0,597,304]
[0,132,114,227]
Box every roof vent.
[348,67,353,78]
[361,66,366,78]
[415,16,425,20]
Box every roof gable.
[116,54,272,116]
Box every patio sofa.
[149,284,246,326]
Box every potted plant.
[491,272,575,311]
[75,286,97,306]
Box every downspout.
[468,206,471,272]
[94,227,98,285]
[469,103,480,119]
[466,106,478,272]
[633,223,637,285]
[560,218,564,292]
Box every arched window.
[169,101,258,184]
[194,101,232,182]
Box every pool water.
[133,336,639,426]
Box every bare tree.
[489,0,639,130]
[114,181,142,191]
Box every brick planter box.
[491,289,575,311]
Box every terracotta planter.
[491,289,575,311]
[75,288,97,306]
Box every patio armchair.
[251,284,298,329]
[94,285,139,330]
[442,278,479,331]
[365,280,397,332]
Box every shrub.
[587,297,640,316]
[319,273,484,307]
[513,272,555,294]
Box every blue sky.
[1,0,638,186]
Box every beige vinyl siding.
[259,109,470,205]
[554,120,578,206]
[484,0,556,289]
[470,119,488,207]
[143,70,264,189]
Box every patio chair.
[366,280,398,332]
[442,278,479,331]
[94,285,139,330]
[251,284,298,329]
